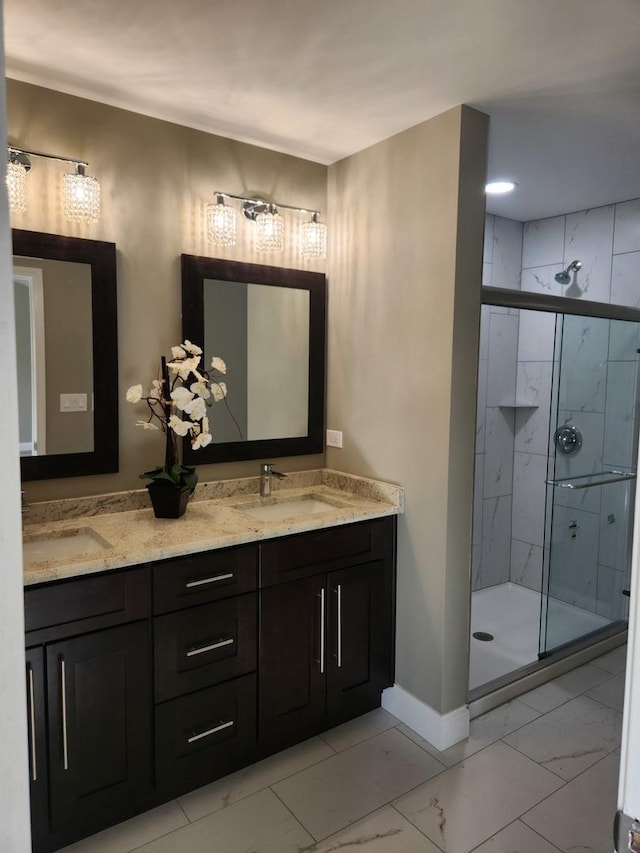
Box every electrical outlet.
[326,429,343,448]
[60,393,88,412]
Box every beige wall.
[326,106,488,714]
[8,79,327,500]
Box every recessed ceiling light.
[485,181,517,195]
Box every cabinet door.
[25,647,49,853]
[326,561,391,722]
[46,621,152,846]
[259,574,326,751]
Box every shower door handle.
[546,470,636,490]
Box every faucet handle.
[272,470,288,480]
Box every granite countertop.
[22,469,404,586]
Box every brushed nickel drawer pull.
[185,572,234,589]
[186,638,234,657]
[61,658,69,771]
[320,588,326,674]
[337,584,343,668]
[187,719,234,744]
[27,665,37,782]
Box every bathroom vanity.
[22,471,401,851]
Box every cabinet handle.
[60,658,69,771]
[186,637,234,657]
[27,665,37,783]
[337,584,343,668]
[185,572,234,589]
[319,588,325,674]
[187,719,234,744]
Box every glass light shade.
[207,201,237,245]
[63,170,101,222]
[7,161,27,213]
[256,209,284,252]
[301,218,327,259]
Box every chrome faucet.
[260,463,287,498]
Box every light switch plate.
[326,429,343,448]
[60,393,88,412]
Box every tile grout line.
[387,802,446,852]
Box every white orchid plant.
[126,340,232,492]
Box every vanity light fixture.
[6,145,101,223]
[209,191,327,259]
[206,193,237,246]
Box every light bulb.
[256,206,284,252]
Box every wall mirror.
[14,229,119,480]
[181,255,326,463]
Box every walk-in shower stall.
[470,287,640,697]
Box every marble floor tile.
[59,802,189,853]
[586,672,627,712]
[135,789,313,853]
[522,753,620,853]
[471,819,562,852]
[592,644,627,674]
[393,741,563,853]
[178,735,334,822]
[319,707,399,752]
[273,728,445,841]
[517,662,611,713]
[503,695,622,780]
[301,805,441,852]
[397,699,540,768]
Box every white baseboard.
[382,684,469,752]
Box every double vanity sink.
[21,469,403,584]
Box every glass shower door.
[540,314,640,657]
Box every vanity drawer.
[153,545,257,614]
[154,593,257,702]
[24,566,150,641]
[260,517,394,587]
[155,674,256,797]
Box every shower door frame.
[469,287,640,702]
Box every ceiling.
[4,0,640,221]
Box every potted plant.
[125,340,230,518]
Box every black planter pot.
[146,482,192,519]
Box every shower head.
[554,260,582,285]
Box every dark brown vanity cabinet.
[259,517,396,753]
[24,515,396,851]
[24,567,153,852]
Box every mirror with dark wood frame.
[181,255,326,464]
[14,229,119,481]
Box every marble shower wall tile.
[481,495,512,587]
[608,318,640,360]
[476,357,488,451]
[563,205,615,303]
[486,314,518,405]
[517,309,556,362]
[514,362,553,456]
[473,453,484,547]
[491,216,523,290]
[548,505,599,610]
[611,250,640,309]
[522,216,565,269]
[613,198,640,254]
[557,315,609,413]
[511,452,547,547]
[520,264,564,298]
[603,360,638,468]
[483,408,515,499]
[510,539,543,591]
[599,480,633,571]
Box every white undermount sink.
[22,527,112,562]
[234,495,340,522]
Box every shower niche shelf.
[497,401,540,409]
